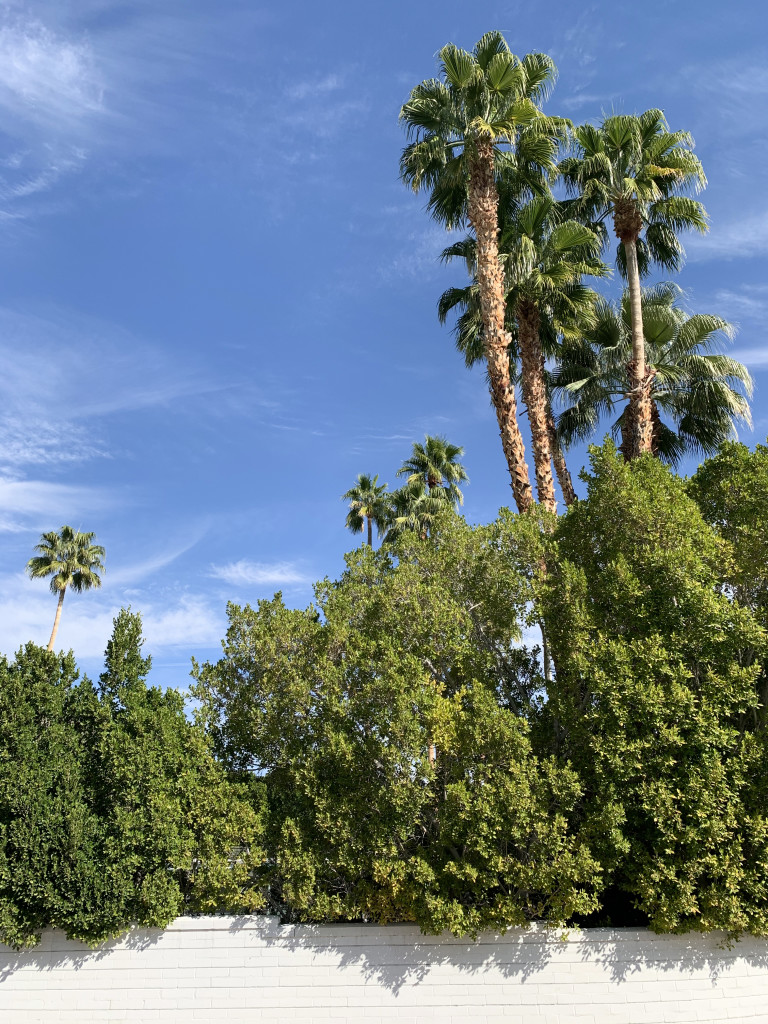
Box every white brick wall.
[1,917,767,1023]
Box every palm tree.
[438,200,607,509]
[552,284,752,464]
[397,435,468,507]
[26,526,106,651]
[400,32,564,513]
[559,110,707,459]
[384,479,449,543]
[342,474,389,547]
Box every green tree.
[559,111,707,459]
[193,517,599,933]
[553,284,751,464]
[26,526,105,651]
[0,613,266,950]
[540,443,768,933]
[401,32,563,512]
[689,441,768,725]
[342,473,389,547]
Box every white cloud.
[380,223,463,283]
[209,560,311,587]
[285,74,341,101]
[0,476,109,532]
[714,285,768,321]
[106,531,207,587]
[0,571,225,659]
[687,211,768,261]
[0,304,225,471]
[560,93,612,112]
[729,348,768,369]
[0,19,105,134]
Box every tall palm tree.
[26,526,106,651]
[438,200,607,509]
[342,474,389,547]
[552,283,752,464]
[397,435,468,507]
[400,32,564,513]
[559,110,707,459]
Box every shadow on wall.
[2,916,768,993]
[224,916,768,991]
[0,926,166,985]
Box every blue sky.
[0,0,765,687]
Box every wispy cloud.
[380,223,462,283]
[0,572,225,658]
[560,92,617,112]
[106,531,208,587]
[285,74,341,101]
[209,560,311,587]
[714,285,768,321]
[0,304,224,471]
[687,211,768,261]
[728,348,768,369]
[0,14,107,212]
[0,18,105,134]
[0,476,109,533]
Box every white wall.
[1,917,767,1023]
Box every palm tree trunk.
[47,588,66,651]
[614,203,654,460]
[650,399,662,457]
[367,515,373,547]
[468,141,533,514]
[517,298,557,513]
[546,401,576,507]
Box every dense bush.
[193,516,600,934]
[541,443,768,933]
[3,443,768,946]
[0,611,265,949]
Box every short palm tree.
[552,283,752,464]
[342,474,389,547]
[559,110,707,459]
[397,435,468,507]
[26,526,106,651]
[400,32,564,512]
[384,479,449,543]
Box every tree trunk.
[47,588,66,651]
[546,401,576,507]
[468,141,533,514]
[517,298,557,513]
[614,201,654,460]
[367,515,373,548]
[650,399,662,457]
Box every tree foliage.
[193,515,599,933]
[0,611,265,949]
[540,443,768,933]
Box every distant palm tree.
[559,110,707,458]
[397,435,468,508]
[342,474,389,547]
[384,480,449,543]
[27,526,105,651]
[552,284,752,464]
